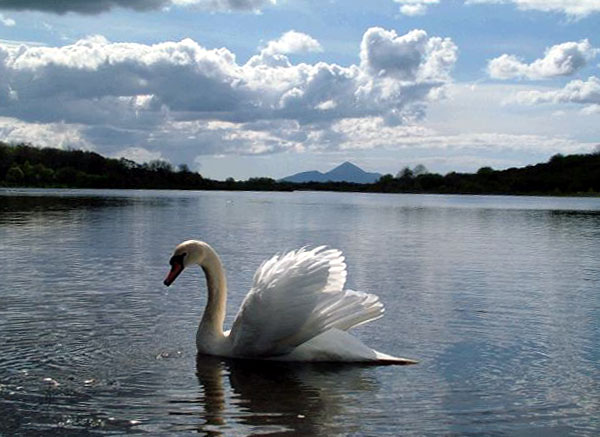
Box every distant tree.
[147,160,173,172]
[594,144,600,155]
[396,166,414,179]
[419,173,444,190]
[178,163,190,173]
[6,165,24,183]
[245,177,277,190]
[55,167,78,185]
[413,164,429,176]
[0,143,13,175]
[119,158,138,169]
[375,174,396,192]
[1,142,598,194]
[377,174,394,183]
[21,161,35,183]
[33,163,54,184]
[225,177,236,190]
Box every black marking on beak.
[164,253,186,286]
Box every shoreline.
[2,186,599,199]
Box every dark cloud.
[0,0,273,14]
[0,0,167,15]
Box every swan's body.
[164,240,416,364]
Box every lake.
[0,188,599,436]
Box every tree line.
[0,142,291,191]
[1,142,599,195]
[370,153,600,195]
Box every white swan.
[164,240,417,364]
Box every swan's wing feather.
[229,247,337,356]
[229,247,383,357]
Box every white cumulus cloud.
[246,30,323,67]
[306,116,594,163]
[0,13,15,26]
[511,76,600,105]
[0,117,92,149]
[581,104,600,115]
[466,0,600,19]
[0,28,457,158]
[263,30,322,54]
[394,0,440,16]
[360,27,456,82]
[488,40,598,80]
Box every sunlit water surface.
[1,189,599,436]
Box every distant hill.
[282,161,382,183]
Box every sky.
[0,0,599,180]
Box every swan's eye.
[170,253,186,266]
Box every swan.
[164,240,417,364]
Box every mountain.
[281,161,382,184]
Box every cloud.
[465,0,600,19]
[298,111,596,177]
[112,146,164,163]
[0,28,457,158]
[170,0,276,12]
[0,13,15,26]
[488,40,598,79]
[359,28,456,82]
[0,0,167,14]
[391,0,600,19]
[324,116,592,155]
[0,0,275,15]
[261,31,322,56]
[0,116,92,149]
[511,76,600,105]
[394,0,440,16]
[246,30,323,67]
[581,104,600,115]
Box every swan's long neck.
[198,246,227,341]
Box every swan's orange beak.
[164,263,183,286]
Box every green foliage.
[378,174,394,183]
[0,142,207,189]
[370,154,600,195]
[6,165,24,183]
[396,166,414,180]
[36,163,55,183]
[146,159,173,173]
[0,141,598,195]
[413,164,428,176]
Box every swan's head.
[164,240,208,286]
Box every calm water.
[1,189,599,436]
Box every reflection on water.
[188,356,376,436]
[1,189,599,435]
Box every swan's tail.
[282,328,419,364]
[306,294,419,365]
[374,351,419,365]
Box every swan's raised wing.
[228,247,383,357]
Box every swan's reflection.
[193,354,378,436]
